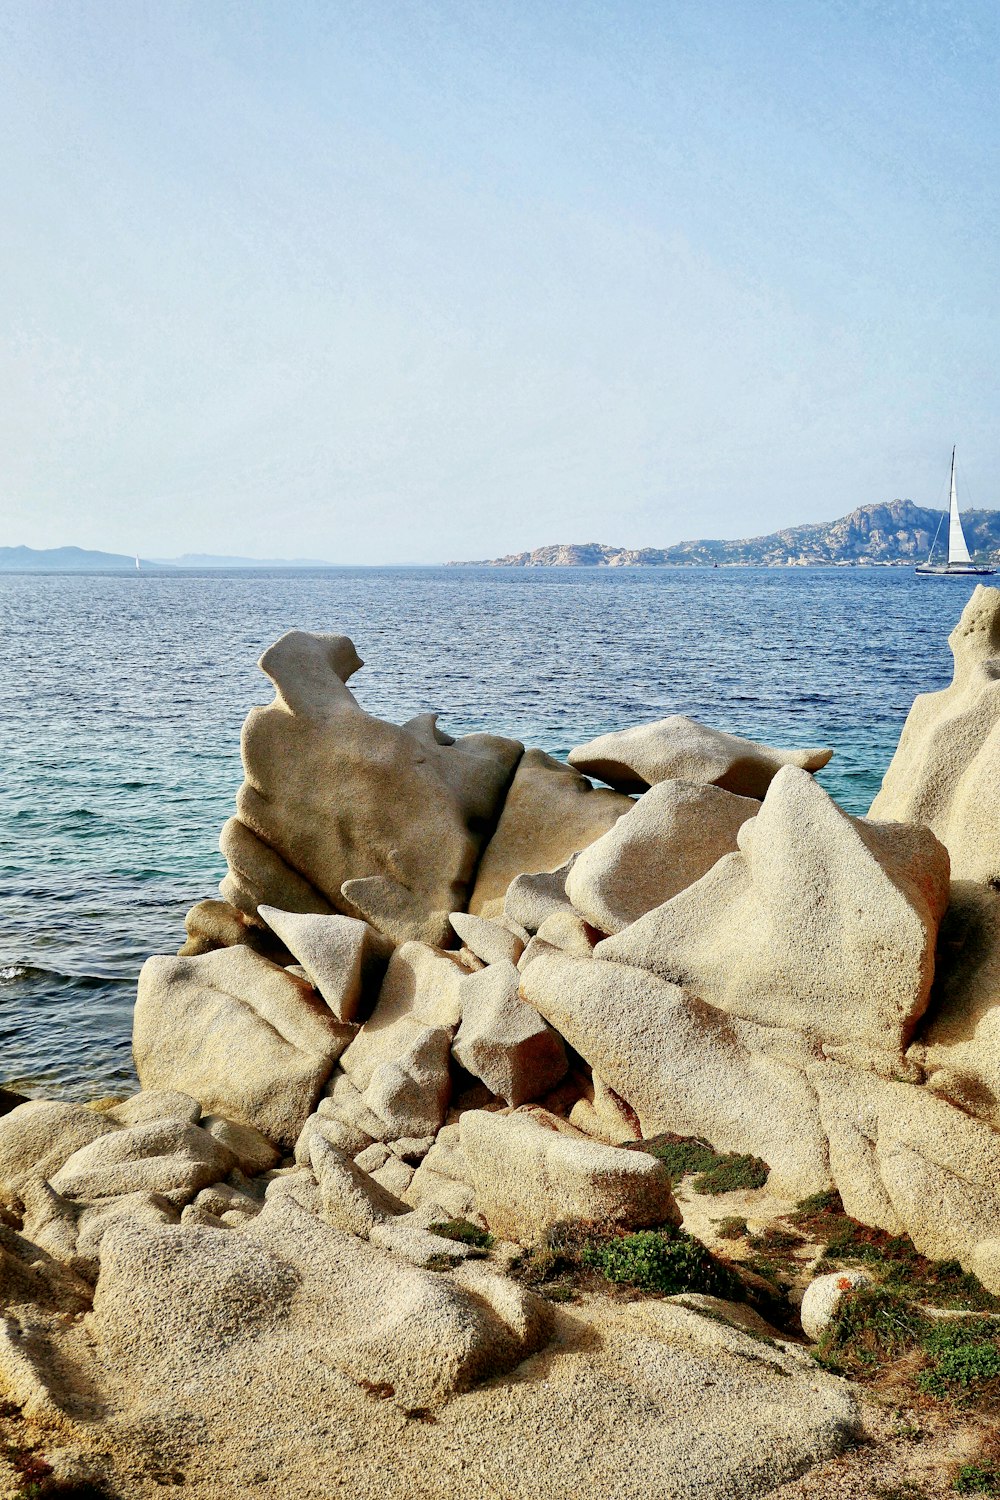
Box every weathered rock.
[310,1133,407,1235]
[370,1156,416,1200]
[521,951,829,1198]
[800,1269,870,1342]
[598,766,950,1073]
[0,1101,119,1206]
[870,583,1000,882]
[811,1062,1000,1291]
[453,963,567,1107]
[449,912,525,966]
[532,908,597,957]
[200,1115,281,1176]
[568,714,833,797]
[339,943,465,1085]
[221,630,523,946]
[460,1105,680,1242]
[568,1074,641,1144]
[502,858,577,934]
[107,1090,201,1128]
[469,749,631,917]
[49,1119,236,1207]
[566,780,759,934]
[134,946,355,1148]
[178,897,289,960]
[326,941,462,1141]
[258,905,393,1022]
[361,1026,453,1140]
[91,1187,552,1415]
[910,882,1000,1128]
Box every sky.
[2,1,999,564]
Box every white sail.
[947,447,973,565]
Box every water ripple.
[0,565,979,1098]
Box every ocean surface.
[0,565,983,1101]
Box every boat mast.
[947,446,973,566]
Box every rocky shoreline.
[3,588,1000,1497]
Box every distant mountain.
[0,546,335,572]
[448,500,1000,568]
[0,546,166,572]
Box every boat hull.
[914,564,996,577]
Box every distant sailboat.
[135,555,141,571]
[915,448,995,576]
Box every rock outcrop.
[221,631,523,947]
[566,779,759,934]
[460,1105,680,1241]
[870,583,1000,882]
[134,946,356,1146]
[10,607,1000,1498]
[597,766,950,1073]
[568,714,832,796]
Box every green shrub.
[813,1286,926,1376]
[918,1318,1000,1399]
[628,1134,722,1180]
[716,1216,749,1241]
[692,1153,769,1195]
[580,1229,740,1298]
[953,1464,1000,1495]
[427,1219,493,1250]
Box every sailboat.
[915,448,995,576]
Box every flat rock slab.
[56,1292,860,1500]
[569,713,832,797]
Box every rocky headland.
[4,589,1000,1496]
[449,498,1000,567]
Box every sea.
[0,565,983,1102]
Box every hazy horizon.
[3,2,999,564]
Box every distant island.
[0,546,332,571]
[448,499,1000,568]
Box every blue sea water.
[0,565,983,1101]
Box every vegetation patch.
[715,1216,749,1241]
[953,1465,1000,1495]
[427,1219,493,1250]
[511,1221,742,1303]
[692,1153,769,1195]
[791,1191,1000,1313]
[918,1319,1000,1404]
[813,1285,927,1377]
[625,1133,770,1194]
[580,1229,742,1299]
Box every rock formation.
[221,630,523,947]
[597,766,950,1073]
[568,714,833,796]
[870,581,1000,882]
[8,597,1000,1497]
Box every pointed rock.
[597,767,950,1072]
[258,905,392,1022]
[566,780,759,934]
[469,749,630,917]
[520,949,829,1198]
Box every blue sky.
[2,1,998,563]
